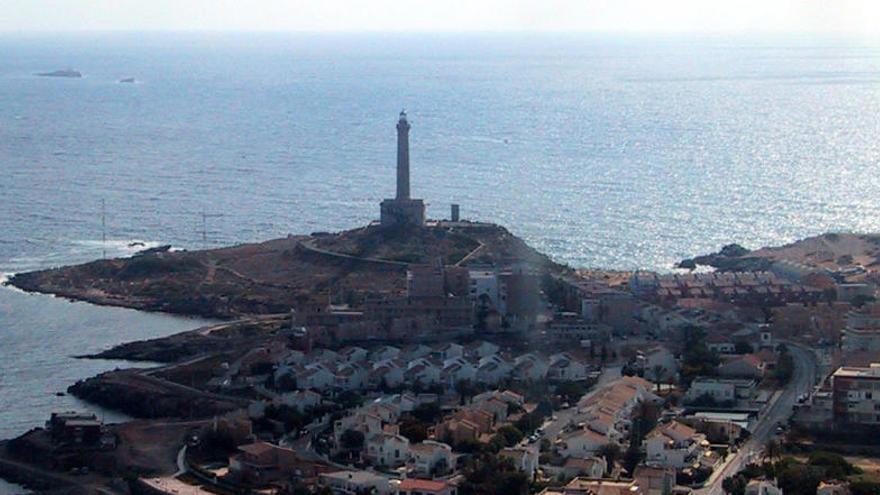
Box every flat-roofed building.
[832,363,880,427]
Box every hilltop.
[7,222,563,319]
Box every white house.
[466,340,500,359]
[365,432,410,468]
[278,349,306,366]
[513,354,549,381]
[559,427,608,457]
[370,345,401,362]
[562,456,607,479]
[405,362,441,386]
[309,348,340,364]
[547,354,588,381]
[279,390,321,412]
[297,365,336,391]
[644,421,707,469]
[687,378,756,404]
[745,479,783,495]
[335,363,367,391]
[500,445,540,480]
[639,345,677,382]
[476,360,509,385]
[441,360,477,388]
[401,344,432,360]
[334,412,384,449]
[319,470,395,495]
[339,346,369,363]
[410,440,454,475]
[432,343,464,361]
[367,363,406,389]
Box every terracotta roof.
[399,478,449,492]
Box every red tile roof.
[399,478,449,492]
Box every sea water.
[2,32,880,490]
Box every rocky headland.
[8,223,563,320]
[678,233,880,274]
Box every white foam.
[69,239,163,258]
[0,272,28,294]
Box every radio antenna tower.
[201,211,223,248]
[101,199,107,259]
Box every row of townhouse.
[558,376,661,458]
[274,343,591,394]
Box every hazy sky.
[1,0,879,34]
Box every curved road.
[696,344,817,495]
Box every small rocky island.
[36,69,82,78]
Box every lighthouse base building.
[380,198,425,227]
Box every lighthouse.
[396,110,411,200]
[381,111,425,227]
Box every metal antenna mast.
[101,199,106,259]
[201,211,223,248]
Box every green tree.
[336,390,363,409]
[722,475,747,495]
[495,425,524,447]
[774,349,795,384]
[734,341,754,354]
[340,429,365,451]
[681,326,720,384]
[275,373,298,392]
[399,417,429,443]
[412,401,443,423]
[459,453,529,495]
[807,450,858,479]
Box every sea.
[1,32,880,492]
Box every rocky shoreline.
[67,369,243,419]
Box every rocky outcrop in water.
[678,243,772,271]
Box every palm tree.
[763,438,780,465]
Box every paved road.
[696,344,817,495]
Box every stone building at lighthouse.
[380,111,426,227]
